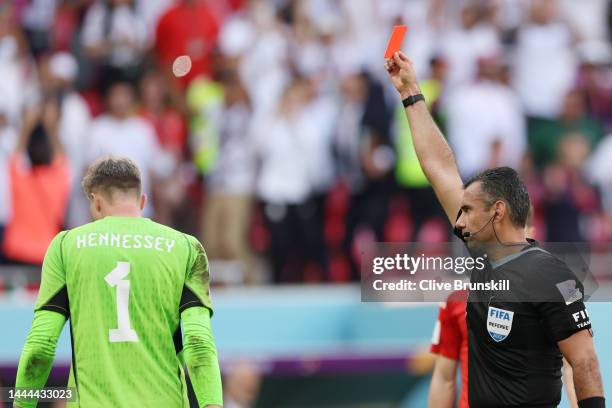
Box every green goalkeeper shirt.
[14,216,223,407]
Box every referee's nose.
[455,211,467,233]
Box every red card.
[384,25,408,59]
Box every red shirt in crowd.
[430,290,469,408]
[155,0,220,87]
[3,154,70,265]
[140,109,187,154]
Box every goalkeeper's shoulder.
[177,231,208,254]
[147,221,199,247]
[43,229,71,259]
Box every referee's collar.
[490,238,544,269]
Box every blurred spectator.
[200,69,256,283]
[334,73,368,194]
[529,88,604,168]
[577,62,612,133]
[219,0,289,117]
[20,0,58,56]
[81,0,148,89]
[254,77,327,282]
[139,69,187,157]
[513,0,577,119]
[542,133,600,241]
[0,105,17,263]
[139,69,187,226]
[223,361,261,408]
[588,132,612,218]
[3,102,70,265]
[186,75,223,177]
[439,1,501,91]
[155,0,220,87]
[447,56,526,178]
[86,81,175,219]
[135,0,173,43]
[284,0,333,81]
[40,51,92,228]
[51,1,86,52]
[558,0,609,44]
[337,72,394,279]
[0,2,40,127]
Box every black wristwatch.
[402,93,425,108]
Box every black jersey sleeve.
[531,255,592,342]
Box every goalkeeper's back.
[37,217,212,407]
[15,156,221,408]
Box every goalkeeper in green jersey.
[14,157,223,408]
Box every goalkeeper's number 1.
[104,262,139,343]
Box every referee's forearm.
[571,355,604,402]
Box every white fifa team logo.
[572,308,591,329]
[487,306,514,342]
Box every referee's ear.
[139,194,147,211]
[492,200,505,221]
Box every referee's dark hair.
[464,166,531,228]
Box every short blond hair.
[82,156,142,199]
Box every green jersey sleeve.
[179,235,213,316]
[181,307,223,407]
[14,310,66,408]
[35,231,69,316]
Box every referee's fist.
[385,51,420,99]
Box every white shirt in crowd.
[0,37,40,128]
[81,3,147,67]
[513,21,577,118]
[59,92,92,228]
[254,86,336,204]
[446,80,526,178]
[334,92,365,191]
[0,125,17,226]
[218,3,292,119]
[239,27,290,119]
[60,93,92,175]
[135,0,173,43]
[208,103,257,196]
[86,115,174,216]
[254,112,315,205]
[559,0,610,43]
[440,23,501,91]
[301,95,336,195]
[21,0,58,32]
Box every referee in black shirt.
[385,51,605,408]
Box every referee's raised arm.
[384,51,463,225]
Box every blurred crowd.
[0,0,612,285]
